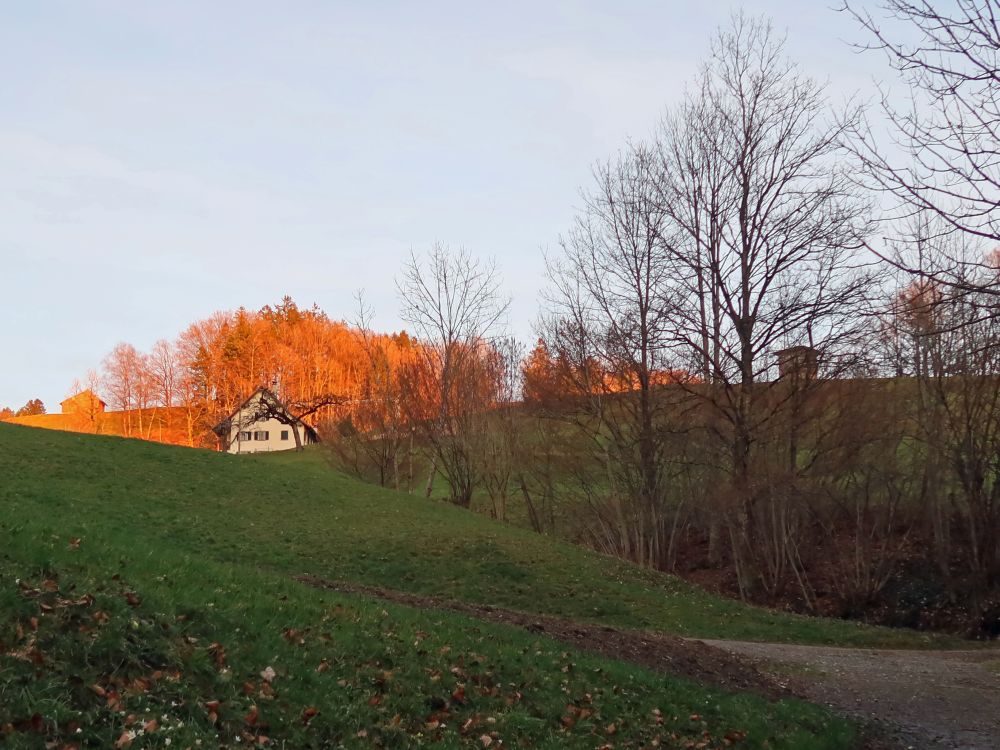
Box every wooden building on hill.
[60,390,106,415]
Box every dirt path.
[296,574,784,698]
[296,575,1000,749]
[700,639,1000,749]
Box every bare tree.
[479,336,525,521]
[542,145,683,567]
[651,14,879,596]
[844,0,1000,290]
[149,339,180,409]
[326,293,412,488]
[892,222,1000,599]
[102,342,144,436]
[134,351,157,439]
[397,244,510,507]
[227,390,344,452]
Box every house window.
[281,430,289,441]
[254,430,269,441]
[239,431,252,441]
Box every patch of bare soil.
[700,639,1000,750]
[295,575,784,699]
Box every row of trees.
[360,6,998,629]
[503,5,1000,627]
[538,14,877,585]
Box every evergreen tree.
[15,399,46,416]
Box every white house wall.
[226,416,309,454]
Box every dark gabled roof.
[211,387,319,441]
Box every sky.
[0,1,894,409]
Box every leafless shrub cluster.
[527,9,1000,628]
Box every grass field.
[0,423,948,747]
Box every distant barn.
[60,390,106,416]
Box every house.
[60,390,106,415]
[212,387,319,454]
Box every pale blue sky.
[0,1,888,409]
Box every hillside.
[0,423,946,748]
[0,423,946,648]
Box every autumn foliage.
[170,297,421,442]
[521,339,694,410]
[4,297,425,448]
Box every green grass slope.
[0,423,943,647]
[0,423,942,747]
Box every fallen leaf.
[208,642,226,669]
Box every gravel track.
[700,639,1000,749]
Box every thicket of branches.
[525,9,1000,633]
